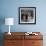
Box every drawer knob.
[32,42,35,44]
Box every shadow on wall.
[0,16,5,46]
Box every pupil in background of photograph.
[21,14,28,22]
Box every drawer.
[25,35,43,40]
[24,40,43,46]
[4,35,24,40]
[32,40,43,46]
[4,40,16,46]
[4,40,24,46]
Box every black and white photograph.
[19,7,36,24]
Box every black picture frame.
[19,7,36,24]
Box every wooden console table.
[4,32,43,46]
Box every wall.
[0,0,46,32]
[0,0,46,46]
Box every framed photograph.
[19,7,36,24]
